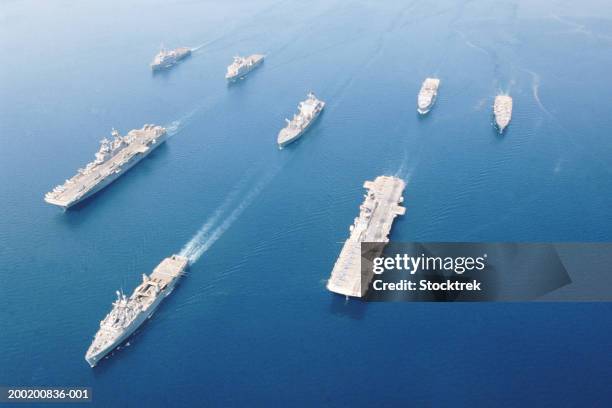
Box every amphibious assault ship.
[327,176,406,298]
[85,255,189,367]
[151,46,191,71]
[277,92,325,148]
[417,78,440,114]
[44,125,167,209]
[493,95,513,133]
[225,54,265,81]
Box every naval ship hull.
[45,133,168,209]
[495,121,510,133]
[86,281,178,367]
[277,107,324,148]
[494,115,511,133]
[493,96,513,134]
[417,93,437,115]
[226,56,264,82]
[151,49,192,71]
[327,176,406,298]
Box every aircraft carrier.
[85,255,189,367]
[44,124,167,209]
[494,95,513,133]
[417,77,440,114]
[225,54,265,81]
[327,176,406,298]
[277,92,325,148]
[151,46,192,71]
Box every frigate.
[494,95,513,133]
[85,255,189,367]
[44,125,167,209]
[225,54,265,81]
[417,78,440,114]
[327,176,406,298]
[150,46,191,71]
[277,92,325,148]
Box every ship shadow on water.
[225,77,251,90]
[328,294,367,320]
[416,112,431,121]
[416,106,438,120]
[491,120,509,141]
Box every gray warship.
[44,124,167,209]
[225,54,265,81]
[85,255,189,367]
[493,95,513,133]
[277,92,325,148]
[417,78,440,114]
[151,46,191,71]
[327,176,406,298]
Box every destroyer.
[44,124,167,209]
[417,78,440,114]
[85,255,188,367]
[493,95,513,133]
[225,54,265,81]
[277,92,325,148]
[151,46,191,71]
[327,176,406,298]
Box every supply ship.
[44,124,167,209]
[417,78,440,114]
[327,176,406,298]
[225,54,265,81]
[151,46,191,71]
[277,92,325,148]
[85,255,189,367]
[493,95,513,133]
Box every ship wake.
[394,144,420,185]
[179,164,281,265]
[165,99,214,137]
[522,68,552,117]
[191,41,216,53]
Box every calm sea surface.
[2,0,612,406]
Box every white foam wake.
[164,99,214,137]
[394,148,419,185]
[522,69,551,116]
[191,42,211,52]
[179,165,281,265]
[165,120,181,137]
[178,207,224,261]
[164,107,198,137]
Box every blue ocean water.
[2,0,612,406]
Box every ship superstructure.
[150,46,191,71]
[327,176,406,298]
[493,95,513,133]
[277,92,325,148]
[44,124,167,209]
[417,78,440,114]
[85,255,189,367]
[225,54,265,81]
